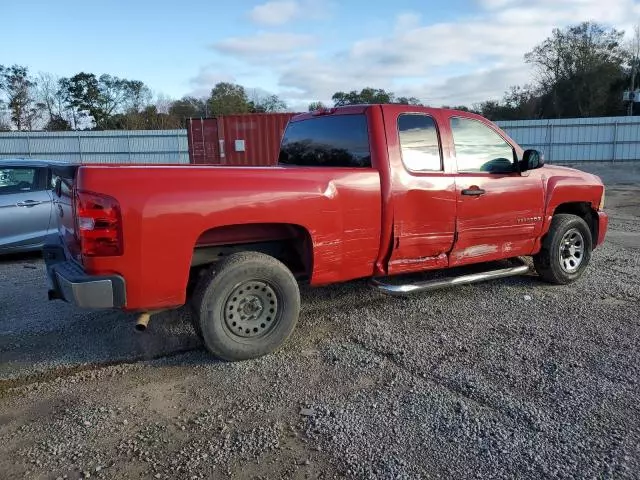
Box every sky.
[3,0,640,111]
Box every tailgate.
[51,163,81,260]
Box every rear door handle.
[16,200,43,207]
[461,188,486,196]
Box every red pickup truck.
[44,105,608,361]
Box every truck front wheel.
[533,213,593,285]
[192,252,300,361]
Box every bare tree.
[0,65,42,130]
[154,92,174,115]
[36,72,73,130]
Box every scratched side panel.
[451,173,544,267]
[379,105,458,276]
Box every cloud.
[205,0,639,107]
[188,66,237,97]
[249,1,300,26]
[248,0,334,26]
[212,32,315,57]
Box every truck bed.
[60,165,383,310]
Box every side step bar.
[371,261,531,297]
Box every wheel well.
[187,223,313,295]
[552,202,598,245]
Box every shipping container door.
[187,119,220,164]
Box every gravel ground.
[0,164,639,479]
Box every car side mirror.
[519,149,544,172]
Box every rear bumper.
[43,236,126,309]
[596,211,608,247]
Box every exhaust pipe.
[135,312,151,332]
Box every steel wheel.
[558,228,585,273]
[192,251,300,361]
[223,280,279,339]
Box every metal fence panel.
[0,130,189,164]
[497,116,640,163]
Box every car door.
[384,108,457,274]
[446,115,544,266]
[0,166,53,252]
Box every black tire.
[189,306,204,340]
[533,213,593,285]
[192,252,300,361]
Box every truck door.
[384,109,457,275]
[445,115,544,266]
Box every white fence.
[0,116,639,165]
[0,130,189,164]
[496,116,640,163]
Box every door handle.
[16,200,43,207]
[461,187,486,196]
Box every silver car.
[0,158,70,254]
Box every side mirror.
[519,149,544,172]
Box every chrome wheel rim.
[559,228,585,273]
[224,280,279,339]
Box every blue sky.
[4,0,639,110]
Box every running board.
[371,262,531,297]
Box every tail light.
[75,191,123,256]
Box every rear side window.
[0,167,39,195]
[398,114,442,171]
[279,114,371,167]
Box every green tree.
[474,86,541,121]
[308,101,326,111]
[169,96,207,123]
[332,87,395,106]
[207,82,251,115]
[59,72,152,129]
[396,96,423,105]
[525,21,627,117]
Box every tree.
[44,116,72,131]
[0,65,41,130]
[525,21,627,117]
[0,115,10,131]
[59,72,152,129]
[207,82,251,115]
[36,72,74,130]
[247,89,287,113]
[625,24,640,115]
[308,101,326,111]
[169,96,207,126]
[332,87,395,106]
[474,85,541,120]
[396,96,423,106]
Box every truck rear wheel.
[192,252,300,361]
[533,213,593,285]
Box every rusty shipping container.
[187,113,298,166]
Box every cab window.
[398,114,442,172]
[450,117,515,173]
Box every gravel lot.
[0,163,639,479]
